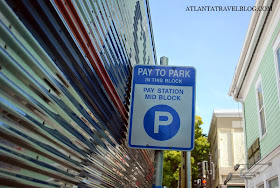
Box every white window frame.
[267,176,279,188]
[273,32,280,108]
[255,75,267,140]
[257,183,264,188]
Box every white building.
[208,109,245,188]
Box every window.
[275,47,280,101]
[268,177,278,188]
[255,76,266,138]
[258,184,264,188]
[276,47,280,80]
[273,33,280,106]
[219,131,233,167]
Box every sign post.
[153,57,168,188]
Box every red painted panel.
[54,0,128,123]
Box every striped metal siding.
[0,0,155,187]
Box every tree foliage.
[162,116,210,187]
[191,116,210,181]
[163,150,181,187]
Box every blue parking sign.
[128,65,196,151]
[144,104,180,141]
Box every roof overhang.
[228,0,274,101]
[208,109,242,136]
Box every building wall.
[217,118,245,168]
[209,113,245,188]
[126,0,157,65]
[231,1,280,187]
[229,1,280,187]
[0,0,156,187]
[246,145,280,188]
[243,20,280,159]
[233,129,246,166]
[218,120,245,187]
[209,123,220,188]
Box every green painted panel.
[244,20,280,159]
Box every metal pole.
[153,56,168,188]
[186,151,191,188]
[209,153,212,188]
[178,167,181,188]
[181,151,186,188]
[160,56,169,66]
[153,150,164,188]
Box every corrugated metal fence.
[0,0,155,187]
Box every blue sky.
[149,0,255,134]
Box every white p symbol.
[154,111,173,133]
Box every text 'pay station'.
[128,65,196,151]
